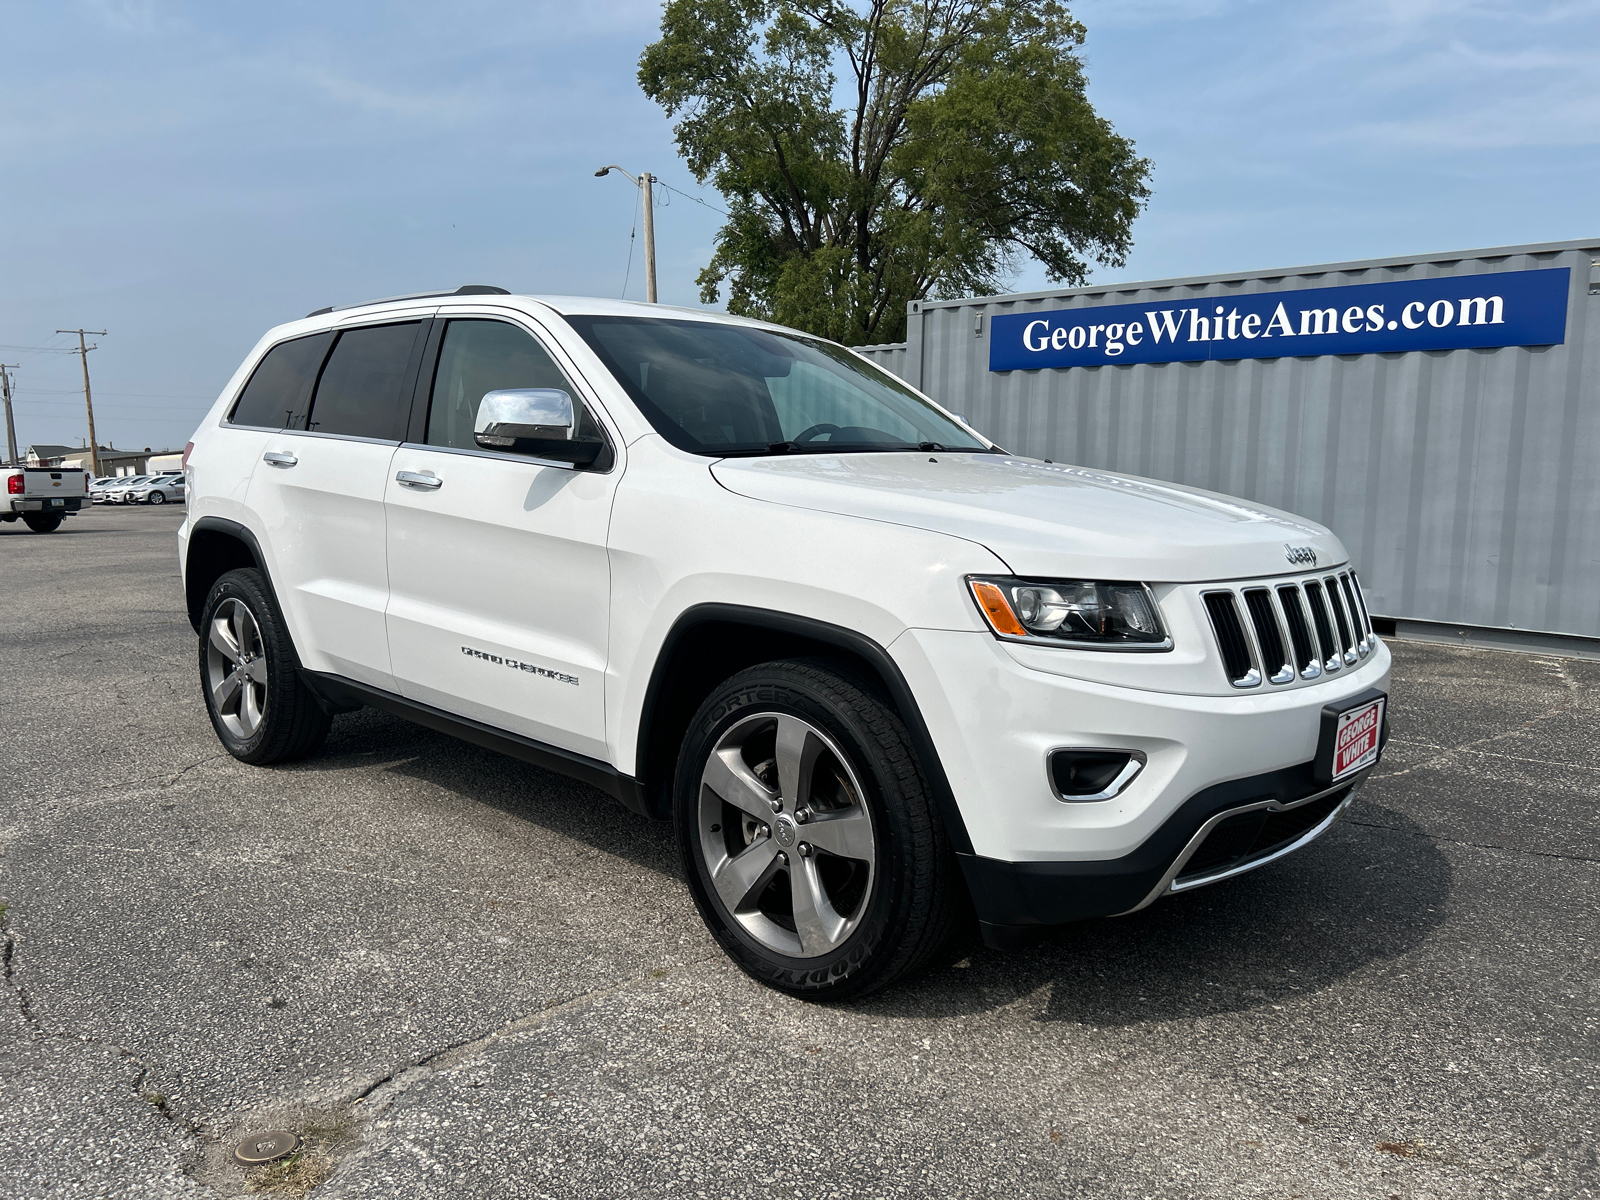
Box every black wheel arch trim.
[185,515,276,634]
[634,603,975,855]
[300,671,649,816]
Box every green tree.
[639,0,1152,345]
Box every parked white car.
[103,475,152,503]
[128,473,185,505]
[180,287,1391,999]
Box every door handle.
[395,470,443,490]
[263,451,298,467]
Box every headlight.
[967,577,1170,650]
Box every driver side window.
[426,319,602,451]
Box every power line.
[654,179,729,218]
[14,402,206,413]
[14,390,216,400]
[620,182,640,300]
[12,401,206,416]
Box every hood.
[710,453,1346,582]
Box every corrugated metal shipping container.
[856,239,1600,645]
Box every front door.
[384,315,619,760]
[246,316,427,691]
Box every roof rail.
[306,284,510,319]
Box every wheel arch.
[184,516,275,634]
[633,603,974,855]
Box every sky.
[2,0,1597,455]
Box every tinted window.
[229,331,334,429]
[566,315,986,457]
[426,319,600,451]
[304,322,420,440]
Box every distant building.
[26,444,178,475]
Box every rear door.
[202,331,338,526]
[383,313,620,759]
[246,315,429,690]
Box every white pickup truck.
[3,466,92,532]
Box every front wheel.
[148,491,165,505]
[199,568,331,764]
[675,660,961,1000]
[22,513,63,533]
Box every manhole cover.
[234,1130,300,1166]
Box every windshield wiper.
[716,440,993,458]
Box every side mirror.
[474,389,603,466]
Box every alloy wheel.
[206,598,269,739]
[697,712,877,958]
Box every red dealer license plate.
[1331,697,1384,781]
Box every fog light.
[1049,749,1146,802]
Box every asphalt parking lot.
[2,503,1596,1199]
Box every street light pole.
[57,329,106,476]
[595,166,658,303]
[0,364,19,466]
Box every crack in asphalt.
[1373,678,1594,784]
[1385,738,1600,776]
[3,907,195,1156]
[298,954,723,1191]
[1346,819,1600,865]
[2,927,43,1036]
[159,751,231,788]
[349,952,723,1114]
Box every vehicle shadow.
[869,798,1451,1024]
[296,706,682,881]
[295,710,1449,1023]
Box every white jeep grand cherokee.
[180,286,1390,999]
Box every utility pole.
[639,172,657,304]
[0,364,18,466]
[57,329,106,476]
[595,166,658,302]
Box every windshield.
[566,315,988,457]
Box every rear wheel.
[199,568,331,764]
[22,513,63,533]
[675,659,960,1000]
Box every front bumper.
[960,760,1375,946]
[9,497,85,513]
[888,626,1391,940]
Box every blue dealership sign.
[988,267,1570,371]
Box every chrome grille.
[1203,569,1377,689]
[1302,581,1340,672]
[1242,588,1295,685]
[1203,591,1259,687]
[1276,584,1321,679]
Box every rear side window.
[229,332,335,429]
[304,322,422,440]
